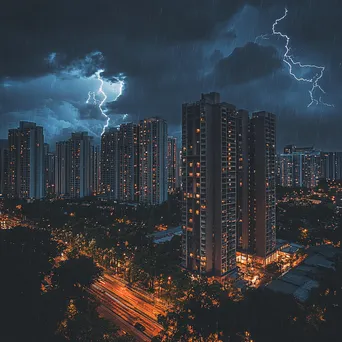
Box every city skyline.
[3,106,342,202]
[1,2,341,341]
[278,146,342,189]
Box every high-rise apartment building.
[279,153,293,187]
[279,146,322,188]
[8,122,45,199]
[101,128,120,199]
[236,110,249,251]
[118,123,139,202]
[55,133,93,198]
[248,112,277,260]
[55,141,70,197]
[101,124,140,201]
[44,144,55,196]
[139,117,168,205]
[0,140,9,196]
[167,136,178,194]
[302,150,322,188]
[69,132,93,198]
[321,152,342,181]
[91,145,101,195]
[181,93,237,276]
[179,150,183,191]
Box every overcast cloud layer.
[1,0,341,150]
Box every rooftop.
[267,244,341,302]
[151,226,182,244]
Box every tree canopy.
[0,226,132,342]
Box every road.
[97,305,150,342]
[53,236,166,340]
[91,273,165,341]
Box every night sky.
[1,0,341,151]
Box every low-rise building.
[267,245,341,302]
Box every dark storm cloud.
[212,43,282,86]
[252,0,342,63]
[220,30,237,41]
[280,0,342,87]
[210,50,225,65]
[0,0,249,79]
[61,52,105,78]
[78,103,103,121]
[1,0,342,150]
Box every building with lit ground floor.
[181,94,278,277]
[181,93,238,277]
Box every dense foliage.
[154,256,342,342]
[276,185,341,246]
[5,195,186,300]
[2,191,341,341]
[0,226,131,342]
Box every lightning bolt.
[86,91,92,104]
[92,69,125,135]
[86,91,97,105]
[95,69,109,135]
[256,8,334,108]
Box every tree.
[242,289,308,342]
[306,256,342,342]
[316,178,329,193]
[0,226,61,341]
[53,256,102,296]
[0,226,126,342]
[60,300,119,342]
[156,279,237,341]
